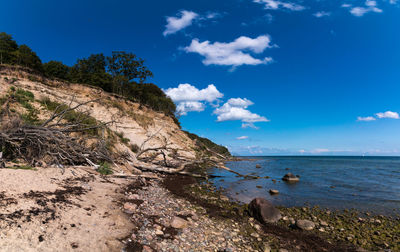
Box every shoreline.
[0,165,398,251]
[160,173,399,251]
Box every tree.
[69,54,113,92]
[0,32,18,65]
[43,61,70,80]
[107,51,153,86]
[14,44,43,72]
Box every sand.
[0,167,133,252]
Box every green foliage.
[107,51,153,84]
[69,53,113,92]
[97,162,113,175]
[0,32,177,123]
[123,82,177,117]
[14,44,43,72]
[39,97,100,135]
[10,165,36,170]
[13,88,39,124]
[116,131,130,144]
[43,61,70,79]
[130,144,139,153]
[184,131,231,157]
[0,32,18,65]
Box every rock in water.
[269,189,279,195]
[282,173,300,182]
[296,219,315,231]
[248,198,281,223]
[170,216,188,229]
[256,164,261,168]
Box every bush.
[39,97,100,135]
[184,131,231,157]
[130,144,139,153]
[97,162,113,175]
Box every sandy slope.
[0,167,133,252]
[0,67,197,162]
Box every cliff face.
[0,67,220,168]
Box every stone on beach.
[123,202,137,214]
[170,216,188,229]
[296,219,315,231]
[282,173,300,182]
[248,198,282,224]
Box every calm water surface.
[208,156,400,215]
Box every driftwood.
[0,90,246,179]
[0,96,113,167]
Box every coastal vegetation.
[0,32,177,120]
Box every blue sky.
[1,0,400,155]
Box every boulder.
[248,198,281,224]
[296,219,315,231]
[170,216,188,229]
[256,164,261,168]
[282,173,300,182]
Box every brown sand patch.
[0,167,134,252]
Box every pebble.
[296,220,315,231]
[170,217,188,229]
[320,221,328,226]
[123,202,137,214]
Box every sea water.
[208,156,400,215]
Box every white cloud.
[343,1,383,17]
[165,84,223,103]
[163,10,222,36]
[357,116,376,121]
[163,10,199,36]
[253,0,305,11]
[236,136,249,140]
[310,148,330,154]
[390,0,398,4]
[313,11,331,18]
[375,111,400,119]
[184,35,275,68]
[214,98,269,128]
[165,84,223,115]
[226,98,254,108]
[176,101,205,115]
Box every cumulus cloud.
[165,84,223,102]
[164,84,223,115]
[376,111,400,119]
[357,116,376,121]
[253,0,305,11]
[313,11,331,18]
[184,35,275,68]
[236,136,249,140]
[342,1,382,17]
[214,98,269,128]
[163,10,199,36]
[176,101,205,115]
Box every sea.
[208,156,400,216]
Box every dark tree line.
[0,32,177,119]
